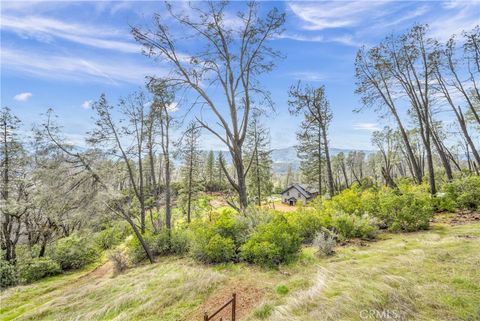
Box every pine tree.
[289,84,334,196]
[204,150,215,192]
[243,115,273,205]
[178,122,203,223]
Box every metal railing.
[203,293,236,321]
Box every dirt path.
[185,280,265,321]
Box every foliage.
[331,187,365,215]
[377,188,433,232]
[332,212,377,240]
[17,257,61,284]
[0,258,17,288]
[240,216,301,267]
[94,223,129,250]
[204,234,236,263]
[253,304,274,319]
[109,249,128,274]
[284,208,330,243]
[313,229,336,256]
[51,235,98,270]
[445,176,480,210]
[189,208,248,263]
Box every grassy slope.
[1,223,479,321]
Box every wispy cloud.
[2,48,163,85]
[353,122,380,131]
[290,71,327,82]
[1,15,139,53]
[13,92,32,101]
[82,100,92,109]
[429,1,480,41]
[288,1,391,31]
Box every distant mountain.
[201,146,374,174]
[270,146,374,174]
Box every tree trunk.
[321,127,334,197]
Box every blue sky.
[1,0,479,150]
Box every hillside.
[2,221,479,321]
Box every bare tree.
[132,1,285,210]
[372,126,398,188]
[43,108,156,264]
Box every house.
[281,184,319,206]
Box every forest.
[1,2,479,321]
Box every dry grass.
[247,223,480,321]
[2,223,479,321]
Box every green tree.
[244,115,273,205]
[178,122,203,223]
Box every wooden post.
[232,293,236,321]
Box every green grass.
[1,223,479,321]
[250,223,480,321]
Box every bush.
[94,223,128,250]
[17,257,61,284]
[189,209,249,264]
[313,229,336,256]
[205,234,236,263]
[0,259,17,288]
[285,209,328,243]
[445,176,480,210]
[170,229,189,255]
[332,212,377,240]
[150,229,190,256]
[109,249,128,274]
[51,235,98,270]
[378,190,432,232]
[125,233,155,264]
[331,187,364,215]
[241,216,301,267]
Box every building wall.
[282,187,308,205]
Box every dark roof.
[281,184,318,199]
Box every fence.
[203,293,236,321]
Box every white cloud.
[167,102,178,112]
[353,122,380,131]
[13,92,32,101]
[429,1,480,41]
[290,71,327,82]
[82,100,92,109]
[2,48,164,85]
[288,1,391,31]
[0,15,139,53]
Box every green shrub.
[331,187,364,215]
[51,235,98,270]
[189,209,249,263]
[285,209,328,243]
[17,257,61,284]
[205,234,236,263]
[212,208,248,245]
[170,229,189,255]
[446,176,480,210]
[125,233,156,264]
[378,190,433,232]
[94,223,128,250]
[276,284,289,295]
[241,216,301,267]
[0,259,17,288]
[149,229,190,257]
[254,304,273,319]
[332,212,377,240]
